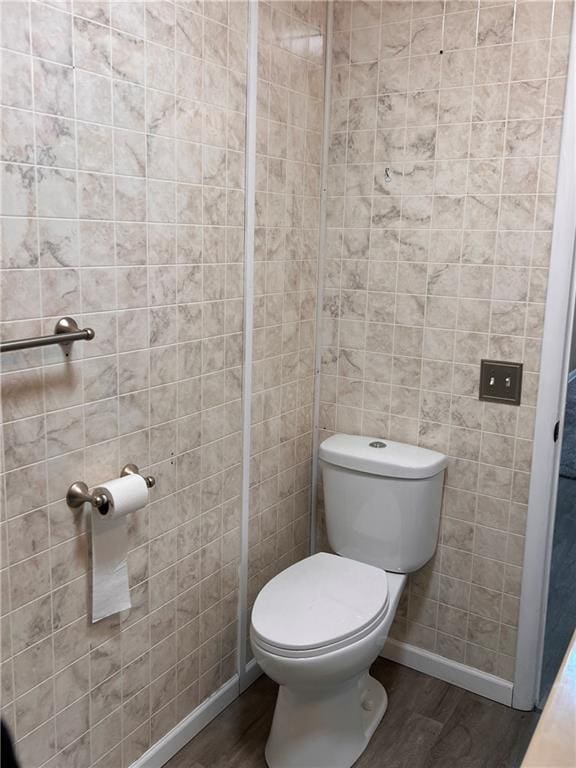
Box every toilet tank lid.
[319,434,448,479]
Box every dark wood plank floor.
[165,659,539,768]
[540,475,576,703]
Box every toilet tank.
[319,434,448,573]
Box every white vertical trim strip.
[238,0,259,693]
[514,7,576,710]
[310,0,334,554]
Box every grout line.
[1,0,35,736]
[26,0,59,753]
[482,0,521,672]
[448,0,483,668]
[166,0,178,751]
[419,0,453,652]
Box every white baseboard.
[381,639,513,706]
[240,658,263,693]
[130,676,240,768]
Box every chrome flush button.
[369,441,387,448]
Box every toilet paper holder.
[67,463,155,514]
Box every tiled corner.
[246,0,325,633]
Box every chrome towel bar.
[0,316,95,354]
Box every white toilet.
[250,434,447,768]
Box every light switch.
[479,360,523,406]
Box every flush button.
[369,441,387,448]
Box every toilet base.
[264,672,388,768]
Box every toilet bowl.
[250,552,407,768]
[250,434,447,768]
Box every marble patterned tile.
[0,0,570,752]
[0,1,250,763]
[321,0,566,677]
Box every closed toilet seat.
[251,553,390,659]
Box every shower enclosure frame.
[514,9,576,710]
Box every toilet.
[250,434,448,768]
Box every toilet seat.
[252,602,391,659]
[251,553,389,659]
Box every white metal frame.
[238,0,259,693]
[310,0,333,552]
[513,15,576,710]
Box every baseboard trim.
[240,658,263,693]
[130,676,240,768]
[381,639,513,706]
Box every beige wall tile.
[1,0,250,762]
[247,1,325,623]
[320,0,569,677]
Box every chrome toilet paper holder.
[67,463,156,514]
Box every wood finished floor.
[165,659,539,768]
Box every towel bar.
[0,317,95,354]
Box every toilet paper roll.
[91,473,149,623]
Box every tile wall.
[1,0,575,762]
[246,1,324,619]
[0,1,248,765]
[319,0,573,681]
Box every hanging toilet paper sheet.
[91,473,149,622]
